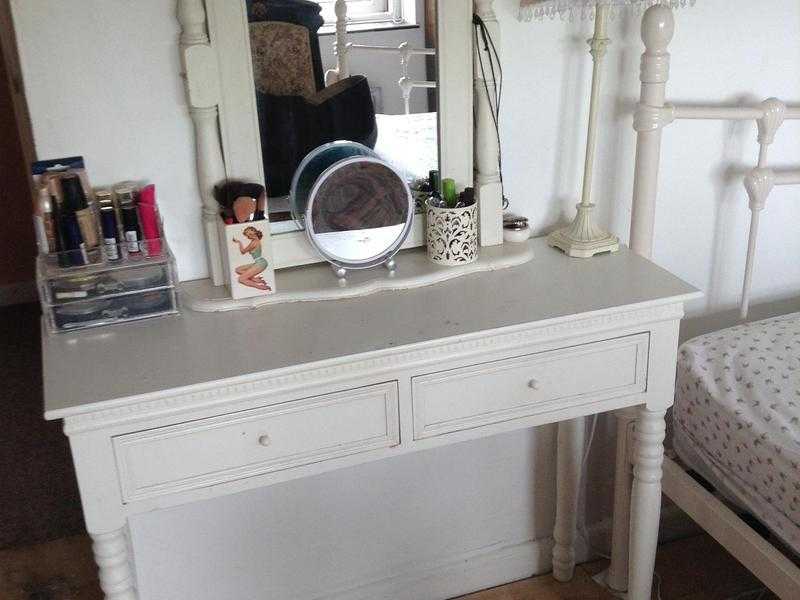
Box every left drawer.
[114,381,400,502]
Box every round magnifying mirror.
[304,155,413,274]
[290,141,378,229]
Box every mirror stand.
[331,258,397,287]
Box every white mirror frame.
[178,0,502,285]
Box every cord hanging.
[473,14,509,210]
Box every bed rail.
[324,0,437,114]
[661,457,800,599]
[631,5,800,320]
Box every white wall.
[11,0,207,281]
[11,0,800,598]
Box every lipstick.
[137,184,162,255]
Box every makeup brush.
[233,196,256,223]
[254,188,267,222]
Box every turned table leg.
[552,417,585,582]
[91,527,138,600]
[628,406,667,600]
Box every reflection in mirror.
[306,157,413,267]
[245,0,438,235]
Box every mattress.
[673,312,800,555]
[374,112,438,183]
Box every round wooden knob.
[528,379,540,391]
[258,434,271,447]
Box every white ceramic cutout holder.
[426,201,479,266]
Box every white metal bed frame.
[324,0,437,114]
[609,5,800,599]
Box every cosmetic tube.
[50,196,71,267]
[60,211,88,266]
[61,175,99,249]
[34,186,58,254]
[118,188,141,254]
[97,191,120,261]
[137,184,162,255]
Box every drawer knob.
[257,434,271,447]
[528,379,540,390]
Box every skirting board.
[181,240,534,312]
[0,280,37,307]
[319,505,697,600]
[319,537,556,600]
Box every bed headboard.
[324,0,437,115]
[631,5,800,319]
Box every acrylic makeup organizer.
[37,236,179,334]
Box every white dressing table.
[43,238,698,600]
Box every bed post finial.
[326,0,350,85]
[641,5,674,58]
[630,5,675,259]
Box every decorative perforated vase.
[426,200,478,266]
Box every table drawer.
[412,333,649,439]
[114,381,400,502]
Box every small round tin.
[53,299,114,329]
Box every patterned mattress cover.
[673,312,800,554]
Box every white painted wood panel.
[114,382,399,502]
[413,333,649,439]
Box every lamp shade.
[520,0,695,21]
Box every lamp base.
[548,203,620,259]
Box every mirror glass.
[305,156,413,267]
[245,0,439,235]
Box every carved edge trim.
[62,302,686,434]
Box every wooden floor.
[0,533,777,600]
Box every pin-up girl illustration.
[232,226,271,291]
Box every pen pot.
[217,219,276,300]
[425,200,478,266]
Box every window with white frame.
[316,0,402,27]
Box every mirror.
[244,0,439,234]
[292,142,413,274]
[179,0,482,281]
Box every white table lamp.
[521,0,695,258]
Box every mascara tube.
[60,211,88,266]
[117,188,142,254]
[96,190,120,261]
[61,175,99,250]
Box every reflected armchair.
[247,0,378,197]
